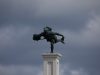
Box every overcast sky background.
[0,0,100,75]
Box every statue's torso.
[42,31,57,43]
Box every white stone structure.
[42,53,62,75]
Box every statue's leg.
[51,43,54,53]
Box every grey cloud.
[0,0,100,31]
[0,65,42,75]
[0,25,50,65]
[59,14,100,75]
[0,0,37,25]
[62,14,100,47]
[36,0,100,16]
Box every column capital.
[42,53,62,60]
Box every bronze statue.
[33,27,65,53]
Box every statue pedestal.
[42,53,62,75]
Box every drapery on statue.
[33,27,65,53]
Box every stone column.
[42,53,62,75]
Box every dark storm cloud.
[0,25,51,65]
[0,0,37,26]
[0,65,42,75]
[0,0,100,31]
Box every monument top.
[42,52,62,60]
[33,26,65,53]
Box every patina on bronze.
[33,27,65,53]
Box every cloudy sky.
[0,0,100,75]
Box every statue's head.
[44,27,52,32]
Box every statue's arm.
[54,32,64,41]
[54,32,64,37]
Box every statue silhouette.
[33,27,65,53]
